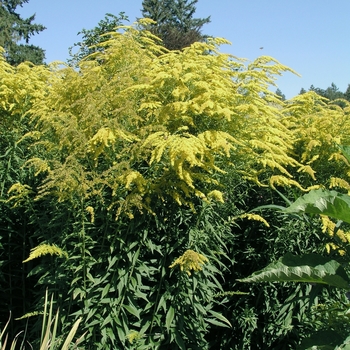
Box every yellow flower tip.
[169,250,209,275]
[86,206,95,223]
[207,190,224,203]
[127,331,140,344]
[23,244,68,263]
[239,213,270,227]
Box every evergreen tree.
[343,84,350,102]
[141,0,169,27]
[276,88,286,101]
[141,0,210,50]
[309,83,346,107]
[0,0,46,65]
[309,83,344,101]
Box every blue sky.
[18,0,350,99]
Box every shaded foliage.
[0,0,46,65]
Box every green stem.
[80,200,87,294]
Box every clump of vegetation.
[2,5,350,348]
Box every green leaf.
[238,253,350,289]
[207,310,232,328]
[283,188,350,224]
[61,318,81,350]
[156,294,166,314]
[134,290,149,303]
[101,284,110,298]
[122,304,140,320]
[206,318,232,328]
[165,306,175,332]
[174,330,186,350]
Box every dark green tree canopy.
[141,0,210,50]
[0,0,46,65]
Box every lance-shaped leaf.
[238,253,350,289]
[283,188,350,224]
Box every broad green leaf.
[283,188,350,224]
[238,253,350,289]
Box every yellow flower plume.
[169,249,209,276]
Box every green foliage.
[310,83,345,102]
[3,17,350,349]
[240,150,350,348]
[68,12,129,66]
[141,0,210,50]
[239,253,350,289]
[284,188,350,223]
[0,290,83,349]
[0,0,46,65]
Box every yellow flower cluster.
[230,213,270,227]
[321,215,350,255]
[207,190,224,203]
[269,175,319,192]
[169,249,209,276]
[23,244,68,263]
[86,206,95,224]
[7,182,33,207]
[126,330,140,344]
[330,177,350,194]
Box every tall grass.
[0,290,84,350]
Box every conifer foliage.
[141,0,210,50]
[0,0,46,65]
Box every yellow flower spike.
[169,249,209,276]
[320,215,335,236]
[86,206,95,224]
[236,213,270,227]
[207,190,224,203]
[126,330,140,344]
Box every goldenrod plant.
[240,146,350,348]
[2,18,350,348]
